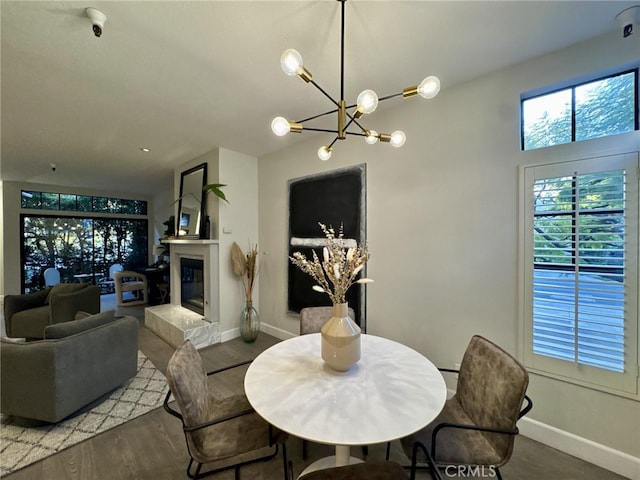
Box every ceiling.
[1,1,636,196]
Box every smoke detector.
[616,5,640,38]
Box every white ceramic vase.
[321,302,361,371]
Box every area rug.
[0,352,167,476]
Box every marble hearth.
[145,304,219,349]
[145,239,220,349]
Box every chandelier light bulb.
[365,130,379,144]
[280,49,304,76]
[356,89,379,114]
[418,76,441,99]
[390,130,406,147]
[271,117,291,136]
[317,146,332,161]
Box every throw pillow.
[44,310,115,339]
[44,283,87,305]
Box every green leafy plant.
[203,183,229,203]
[170,184,229,207]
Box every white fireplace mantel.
[144,238,220,349]
[166,239,219,323]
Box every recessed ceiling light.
[140,147,150,153]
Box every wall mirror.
[177,163,207,238]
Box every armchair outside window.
[43,267,61,287]
[400,335,532,480]
[163,340,289,480]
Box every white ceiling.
[1,1,636,196]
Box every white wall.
[257,28,640,471]
[0,181,4,294]
[174,148,259,338]
[218,148,259,338]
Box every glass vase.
[239,300,260,343]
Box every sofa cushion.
[45,283,87,305]
[44,310,115,339]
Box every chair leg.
[185,443,283,479]
[385,441,391,460]
[496,467,503,480]
[187,458,203,480]
[410,442,443,480]
[281,442,289,480]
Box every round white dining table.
[244,333,447,474]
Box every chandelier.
[271,0,440,161]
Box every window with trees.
[521,153,639,396]
[20,190,149,293]
[21,190,147,215]
[521,69,638,150]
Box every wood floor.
[3,310,629,480]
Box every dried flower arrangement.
[231,242,259,301]
[290,223,372,305]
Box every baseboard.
[519,417,640,480]
[220,322,295,343]
[259,322,295,341]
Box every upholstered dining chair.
[164,340,289,480]
[299,306,356,335]
[399,335,532,480]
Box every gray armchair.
[0,311,139,423]
[4,284,100,339]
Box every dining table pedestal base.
[298,446,363,479]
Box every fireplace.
[167,240,219,325]
[145,240,220,349]
[181,258,205,315]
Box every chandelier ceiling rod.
[271,0,441,161]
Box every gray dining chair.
[299,306,355,335]
[399,335,532,480]
[164,340,289,480]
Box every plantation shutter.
[522,153,639,395]
[532,170,625,371]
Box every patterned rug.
[0,352,167,476]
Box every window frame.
[520,68,639,151]
[519,152,640,399]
